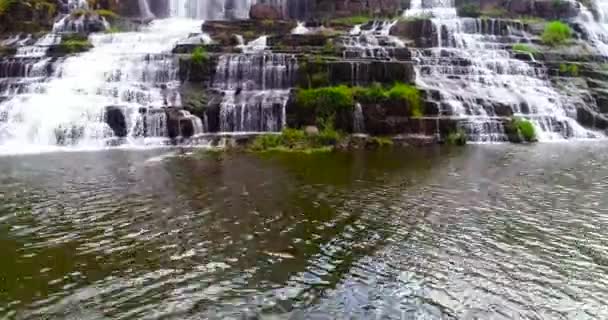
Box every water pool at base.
[1,143,608,319]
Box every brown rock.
[249,4,282,20]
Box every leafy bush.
[315,124,340,146]
[95,9,119,20]
[0,0,16,15]
[59,36,93,54]
[250,134,282,151]
[330,15,372,26]
[512,43,538,54]
[457,3,480,18]
[296,85,354,124]
[480,8,508,18]
[541,21,571,46]
[353,82,387,103]
[446,130,467,145]
[191,46,209,65]
[310,72,330,87]
[387,83,423,117]
[559,63,579,76]
[509,117,537,142]
[250,127,339,152]
[322,41,335,55]
[372,136,394,147]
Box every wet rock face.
[250,3,282,20]
[104,106,127,137]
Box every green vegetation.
[296,85,354,125]
[250,128,339,153]
[371,136,394,147]
[0,0,57,32]
[457,3,481,18]
[541,21,572,46]
[322,41,335,55]
[105,26,123,33]
[296,83,423,125]
[261,19,274,27]
[446,130,467,145]
[559,63,579,76]
[517,16,545,24]
[480,8,508,18]
[512,43,538,54]
[330,15,372,26]
[353,83,424,117]
[58,34,92,54]
[508,117,537,142]
[191,46,209,65]
[95,9,119,21]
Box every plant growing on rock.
[559,63,579,76]
[191,46,209,65]
[446,129,467,145]
[387,83,423,117]
[457,4,480,18]
[541,21,572,46]
[512,43,538,54]
[296,85,354,125]
[507,117,537,142]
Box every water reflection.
[1,144,608,319]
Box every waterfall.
[211,43,297,132]
[139,0,155,19]
[343,21,405,60]
[169,0,256,20]
[353,103,366,133]
[407,2,601,141]
[0,12,209,153]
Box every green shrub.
[330,15,372,26]
[250,134,282,151]
[70,8,88,18]
[353,82,387,103]
[541,21,572,46]
[310,72,330,87]
[0,0,16,15]
[480,8,508,18]
[250,127,339,152]
[458,3,481,18]
[316,124,340,146]
[559,63,579,76]
[105,26,122,33]
[387,83,423,117]
[59,38,93,53]
[191,46,209,65]
[281,128,307,147]
[296,85,354,124]
[322,41,335,55]
[372,136,394,147]
[446,130,467,145]
[95,9,119,21]
[512,43,538,54]
[509,117,537,142]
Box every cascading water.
[406,1,601,141]
[211,39,297,132]
[169,0,255,20]
[343,21,405,59]
[0,10,208,153]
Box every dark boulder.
[104,106,127,137]
[250,4,282,20]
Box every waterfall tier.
[210,51,297,133]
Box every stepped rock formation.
[2,0,608,151]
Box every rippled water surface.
[2,144,608,319]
